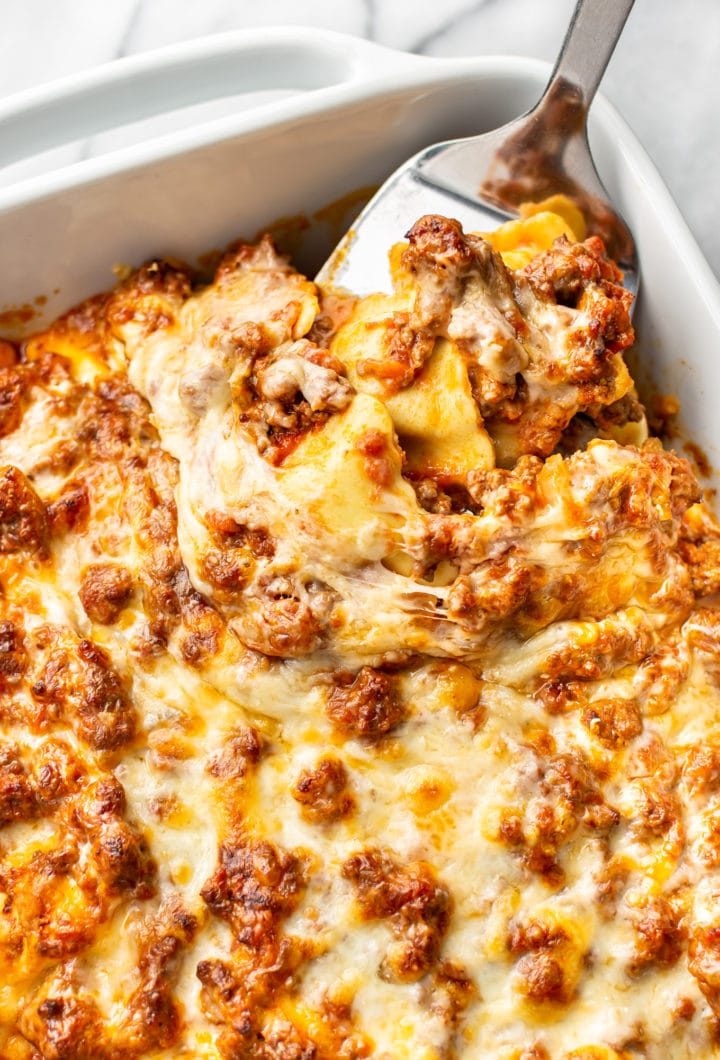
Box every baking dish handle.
[0,27,425,169]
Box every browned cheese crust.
[0,215,719,1059]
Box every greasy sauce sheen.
[1,201,720,1059]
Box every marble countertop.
[1,0,719,278]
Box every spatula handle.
[546,0,636,108]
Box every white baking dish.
[1,27,719,487]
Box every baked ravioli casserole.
[2,200,720,1060]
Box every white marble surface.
[1,0,719,278]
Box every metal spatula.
[317,0,637,298]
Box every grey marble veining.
[0,0,718,278]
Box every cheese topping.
[1,206,719,1059]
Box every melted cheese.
[0,207,716,1059]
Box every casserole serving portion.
[2,199,720,1058]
